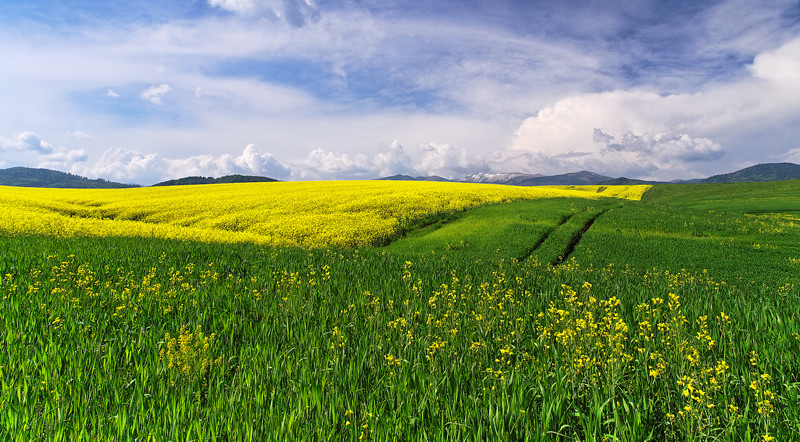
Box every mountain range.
[383,163,800,186]
[2,162,800,188]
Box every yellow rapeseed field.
[0,181,649,247]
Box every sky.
[1,0,799,185]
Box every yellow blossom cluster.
[160,324,222,385]
[537,282,633,393]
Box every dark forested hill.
[151,174,278,186]
[0,167,139,188]
[702,162,800,183]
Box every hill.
[599,177,661,185]
[0,167,139,188]
[151,175,278,186]
[702,162,800,183]
[382,171,612,186]
[510,170,612,185]
[459,171,612,186]
[377,174,451,182]
[458,172,543,184]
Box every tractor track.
[553,209,609,266]
[515,213,576,262]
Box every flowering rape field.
[1,180,799,440]
[0,181,648,248]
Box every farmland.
[1,180,799,440]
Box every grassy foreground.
[1,181,799,440]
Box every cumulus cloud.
[78,148,160,183]
[165,144,291,180]
[0,131,88,169]
[749,36,800,83]
[288,141,487,180]
[66,143,422,185]
[79,144,293,184]
[371,140,415,177]
[106,89,120,98]
[594,129,724,163]
[504,124,725,180]
[504,36,800,179]
[290,141,438,180]
[208,0,320,27]
[417,142,487,178]
[140,84,172,105]
[232,144,292,178]
[0,131,57,154]
[294,148,371,180]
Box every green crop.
[1,181,799,440]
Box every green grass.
[384,198,620,263]
[642,179,800,213]
[2,182,800,440]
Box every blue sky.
[1,0,799,184]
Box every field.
[1,180,799,440]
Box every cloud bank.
[45,138,492,185]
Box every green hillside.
[703,162,800,183]
[151,174,278,186]
[641,179,800,213]
[0,167,138,188]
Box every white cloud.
[0,131,88,170]
[106,89,120,98]
[595,129,724,163]
[1,131,55,154]
[140,84,172,105]
[294,148,370,180]
[781,147,800,164]
[289,141,427,180]
[77,148,160,183]
[505,36,800,179]
[233,144,292,178]
[68,130,93,139]
[80,144,293,184]
[208,0,320,27]
[372,140,415,177]
[506,97,730,180]
[417,142,486,178]
[749,36,800,83]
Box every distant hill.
[600,177,662,185]
[508,171,612,186]
[381,171,612,186]
[0,167,139,188]
[702,162,800,183]
[377,174,451,182]
[458,172,543,184]
[459,171,612,186]
[152,174,278,187]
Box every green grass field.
[2,181,800,440]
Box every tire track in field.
[553,209,609,266]
[515,213,577,262]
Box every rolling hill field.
[1,180,798,440]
